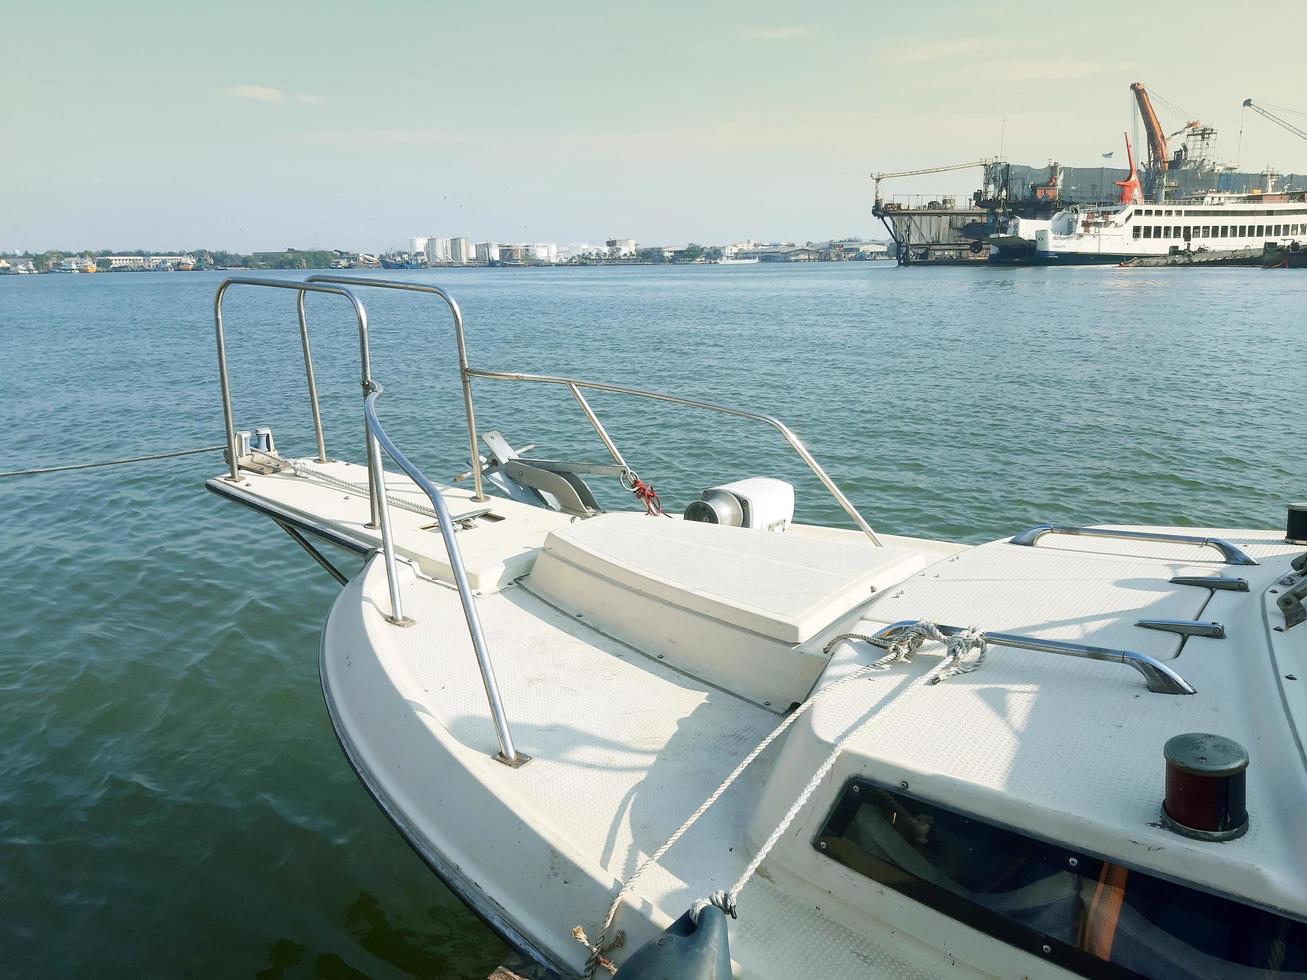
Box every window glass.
[1133,227,1141,239]
[816,780,1307,980]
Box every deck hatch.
[815,778,1307,978]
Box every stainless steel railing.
[365,385,523,766]
[1010,525,1257,566]
[289,274,880,543]
[214,276,382,527]
[304,275,488,502]
[215,274,880,763]
[465,368,884,546]
[873,620,1196,695]
[213,275,522,766]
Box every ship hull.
[1031,252,1139,266]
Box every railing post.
[303,275,487,503]
[368,427,411,626]
[365,388,523,766]
[567,383,631,474]
[213,281,241,482]
[296,291,328,463]
[213,277,373,499]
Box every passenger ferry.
[989,135,1307,265]
[1029,191,1307,265]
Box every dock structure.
[872,196,990,265]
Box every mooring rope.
[0,444,226,479]
[574,621,986,976]
[698,625,985,922]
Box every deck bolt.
[899,780,909,790]
[1042,944,1052,955]
[1068,857,1078,868]
[818,841,827,850]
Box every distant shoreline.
[3,258,893,276]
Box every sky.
[4,0,1307,252]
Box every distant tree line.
[1,248,344,271]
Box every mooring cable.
[0,444,226,479]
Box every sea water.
[0,264,1301,977]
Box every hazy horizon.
[6,0,1307,252]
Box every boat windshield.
[816,779,1307,979]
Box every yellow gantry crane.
[871,160,994,208]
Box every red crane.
[1131,82,1170,179]
[1113,133,1143,205]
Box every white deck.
[207,460,573,592]
[758,529,1307,942]
[326,560,1003,979]
[220,459,1307,977]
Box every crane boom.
[871,160,991,205]
[1130,82,1170,178]
[1243,98,1307,144]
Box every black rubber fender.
[617,905,731,979]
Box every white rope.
[709,624,985,919]
[574,621,985,976]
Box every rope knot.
[690,889,737,923]
[929,624,987,684]
[629,477,669,517]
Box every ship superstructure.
[875,81,1306,266]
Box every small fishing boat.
[206,276,1307,978]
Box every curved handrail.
[305,275,486,502]
[467,367,883,546]
[214,277,380,525]
[1010,525,1257,567]
[872,620,1196,695]
[291,276,881,543]
[364,386,522,766]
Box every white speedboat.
[207,276,1307,979]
